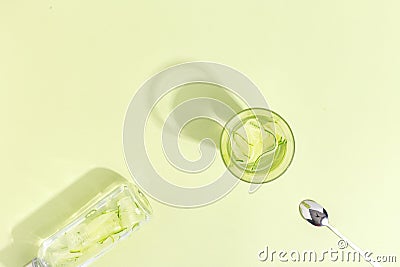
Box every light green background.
[1,1,399,266]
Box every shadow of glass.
[0,168,128,267]
[151,82,248,149]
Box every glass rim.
[219,107,295,184]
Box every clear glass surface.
[220,108,295,184]
[34,184,152,267]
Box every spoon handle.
[326,223,382,267]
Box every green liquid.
[220,108,294,184]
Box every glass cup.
[220,108,295,184]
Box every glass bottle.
[25,183,152,267]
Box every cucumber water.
[34,184,152,267]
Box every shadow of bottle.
[0,168,128,267]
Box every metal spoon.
[299,199,382,267]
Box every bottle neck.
[25,258,44,267]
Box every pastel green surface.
[1,1,399,267]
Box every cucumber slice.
[117,197,144,228]
[87,212,122,241]
[46,248,83,267]
[65,223,90,252]
[65,212,121,252]
[231,119,264,164]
